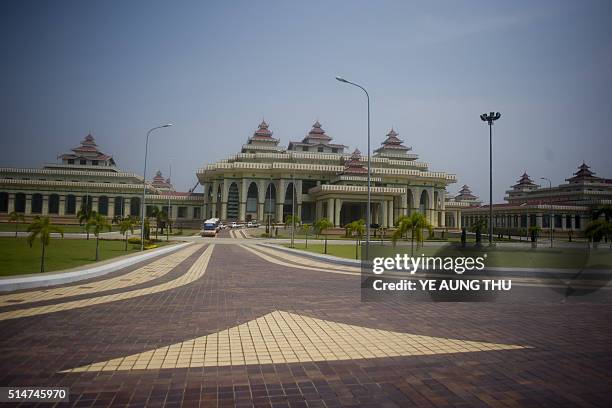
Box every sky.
[0,0,610,201]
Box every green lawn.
[0,237,142,276]
[283,242,612,269]
[0,222,95,233]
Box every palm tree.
[150,206,162,239]
[585,219,611,249]
[346,219,365,259]
[117,216,137,251]
[284,215,301,230]
[77,206,93,240]
[392,213,433,256]
[87,211,112,261]
[470,218,488,246]
[302,223,311,249]
[592,205,612,222]
[27,216,64,273]
[314,218,333,254]
[8,211,25,238]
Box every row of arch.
[206,181,440,220]
[0,192,140,217]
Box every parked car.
[230,222,238,229]
[247,221,253,228]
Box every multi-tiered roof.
[242,120,282,153]
[288,121,347,152]
[373,128,413,159]
[512,172,539,191]
[339,149,368,175]
[566,162,604,183]
[151,170,174,191]
[60,134,116,167]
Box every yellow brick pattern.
[0,244,214,322]
[0,244,200,307]
[63,310,528,373]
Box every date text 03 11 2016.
[0,387,69,402]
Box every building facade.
[461,164,612,234]
[0,134,204,226]
[196,121,457,228]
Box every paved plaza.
[0,239,611,407]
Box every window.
[130,197,140,217]
[302,146,308,152]
[68,159,74,164]
[332,148,338,153]
[92,160,98,166]
[15,193,26,213]
[114,197,124,218]
[193,207,201,219]
[317,147,324,152]
[178,206,187,218]
[31,193,43,214]
[0,192,8,212]
[80,159,87,165]
[98,196,109,215]
[48,194,60,214]
[566,215,572,229]
[575,215,581,229]
[66,195,76,215]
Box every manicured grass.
[283,243,612,269]
[0,222,95,233]
[0,237,142,276]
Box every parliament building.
[1,121,609,234]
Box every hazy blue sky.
[1,0,610,201]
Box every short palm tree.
[9,211,25,238]
[150,206,162,238]
[314,218,333,254]
[585,219,611,248]
[302,223,311,249]
[117,216,137,251]
[284,215,301,230]
[77,206,93,240]
[27,216,64,273]
[392,212,433,256]
[346,219,365,259]
[87,211,112,261]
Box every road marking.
[240,244,359,276]
[0,244,200,307]
[61,310,529,372]
[0,244,214,321]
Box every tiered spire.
[566,162,600,183]
[455,184,477,201]
[59,133,115,165]
[374,128,412,158]
[302,121,333,144]
[339,149,368,175]
[151,170,173,190]
[250,120,275,141]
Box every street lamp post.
[480,112,501,246]
[540,177,554,248]
[291,172,296,248]
[336,76,371,259]
[166,162,172,242]
[141,124,173,251]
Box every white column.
[7,193,15,213]
[108,197,115,218]
[59,195,66,216]
[42,195,49,215]
[334,199,342,227]
[327,198,334,222]
[388,200,394,227]
[25,194,32,215]
[381,200,388,228]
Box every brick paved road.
[0,241,611,407]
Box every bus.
[201,218,220,237]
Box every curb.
[258,243,361,267]
[0,242,192,292]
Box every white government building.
[1,122,608,234]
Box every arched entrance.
[419,190,429,215]
[264,183,276,223]
[283,182,295,222]
[227,182,239,220]
[246,182,258,221]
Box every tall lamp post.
[540,177,554,248]
[166,162,172,242]
[141,124,173,251]
[480,112,501,246]
[336,76,371,259]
